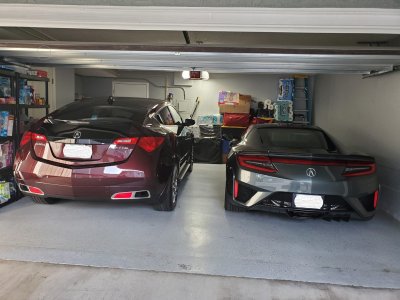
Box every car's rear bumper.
[231,181,377,219]
[14,152,167,202]
[228,167,379,220]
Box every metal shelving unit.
[0,68,50,206]
[293,76,313,125]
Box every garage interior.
[0,1,400,298]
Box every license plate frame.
[293,194,324,210]
[63,144,93,159]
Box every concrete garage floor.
[0,164,400,295]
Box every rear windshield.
[49,101,148,123]
[256,128,331,150]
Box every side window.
[158,107,175,125]
[168,106,183,124]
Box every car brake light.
[234,179,239,198]
[113,137,139,145]
[32,133,47,142]
[342,163,376,177]
[20,131,32,147]
[137,137,165,152]
[237,155,277,173]
[374,190,379,209]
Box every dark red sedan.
[14,97,195,211]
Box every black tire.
[31,196,58,204]
[154,165,179,211]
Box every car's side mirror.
[183,119,195,126]
[229,139,239,147]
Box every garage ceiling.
[0,4,399,74]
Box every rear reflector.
[20,184,44,195]
[234,179,239,198]
[111,190,151,200]
[374,190,379,209]
[237,155,277,173]
[112,192,133,199]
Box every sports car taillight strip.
[113,136,165,152]
[270,157,376,177]
[237,155,277,173]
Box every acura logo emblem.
[306,168,316,177]
[73,131,81,139]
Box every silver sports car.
[225,124,379,220]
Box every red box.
[223,113,250,127]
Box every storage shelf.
[0,104,49,109]
[19,73,49,82]
[0,136,13,141]
[21,104,49,109]
[0,69,15,78]
[0,166,12,175]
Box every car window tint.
[50,101,147,123]
[158,107,175,125]
[168,106,183,124]
[257,128,330,150]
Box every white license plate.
[63,144,92,159]
[294,194,323,209]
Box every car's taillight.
[32,133,47,142]
[113,137,139,145]
[20,131,32,147]
[234,179,239,198]
[112,136,164,152]
[342,163,376,177]
[137,137,165,152]
[237,155,277,173]
[20,131,47,147]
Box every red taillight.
[112,192,133,199]
[374,190,379,209]
[137,137,165,152]
[112,136,164,152]
[20,131,47,147]
[20,131,32,147]
[234,179,239,198]
[28,186,44,195]
[342,163,376,177]
[32,133,47,142]
[237,155,277,173]
[113,137,139,145]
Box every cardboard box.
[219,93,251,114]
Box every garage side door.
[112,81,149,98]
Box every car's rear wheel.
[154,164,178,211]
[31,196,58,204]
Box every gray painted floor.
[0,164,399,289]
[2,260,400,300]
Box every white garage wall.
[78,71,281,118]
[54,68,75,109]
[314,73,400,220]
